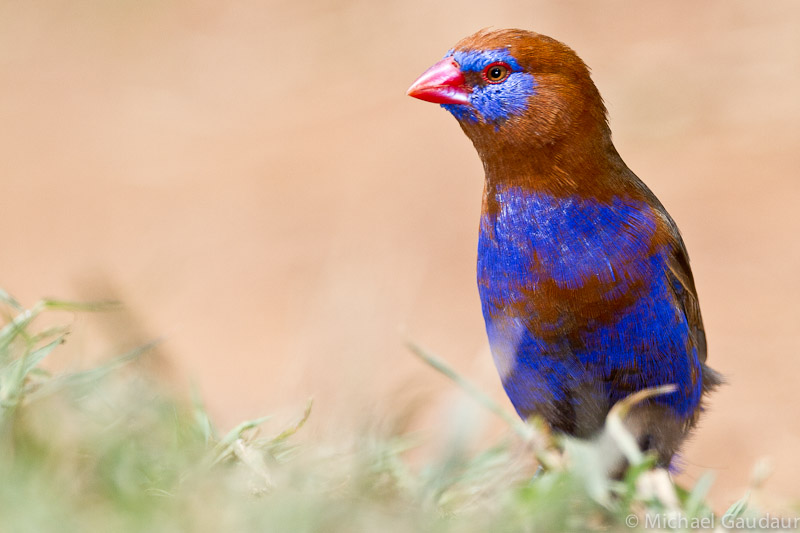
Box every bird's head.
[408,29,612,181]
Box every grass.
[0,290,779,532]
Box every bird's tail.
[701,363,725,392]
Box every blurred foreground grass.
[0,291,778,531]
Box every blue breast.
[477,187,702,422]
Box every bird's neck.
[490,125,622,186]
[473,113,643,216]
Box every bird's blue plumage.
[477,187,703,425]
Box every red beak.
[407,57,470,105]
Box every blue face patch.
[441,48,537,124]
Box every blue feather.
[477,186,703,419]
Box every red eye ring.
[482,62,511,84]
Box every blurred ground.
[2,0,799,510]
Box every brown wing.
[667,242,707,362]
[667,233,723,391]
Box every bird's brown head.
[408,29,615,190]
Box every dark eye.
[483,62,511,84]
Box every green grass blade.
[24,341,156,402]
[269,398,313,444]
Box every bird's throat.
[477,124,632,212]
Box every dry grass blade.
[407,341,565,472]
[605,384,677,466]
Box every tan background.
[2,0,798,510]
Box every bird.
[407,29,721,472]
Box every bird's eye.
[483,62,511,84]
